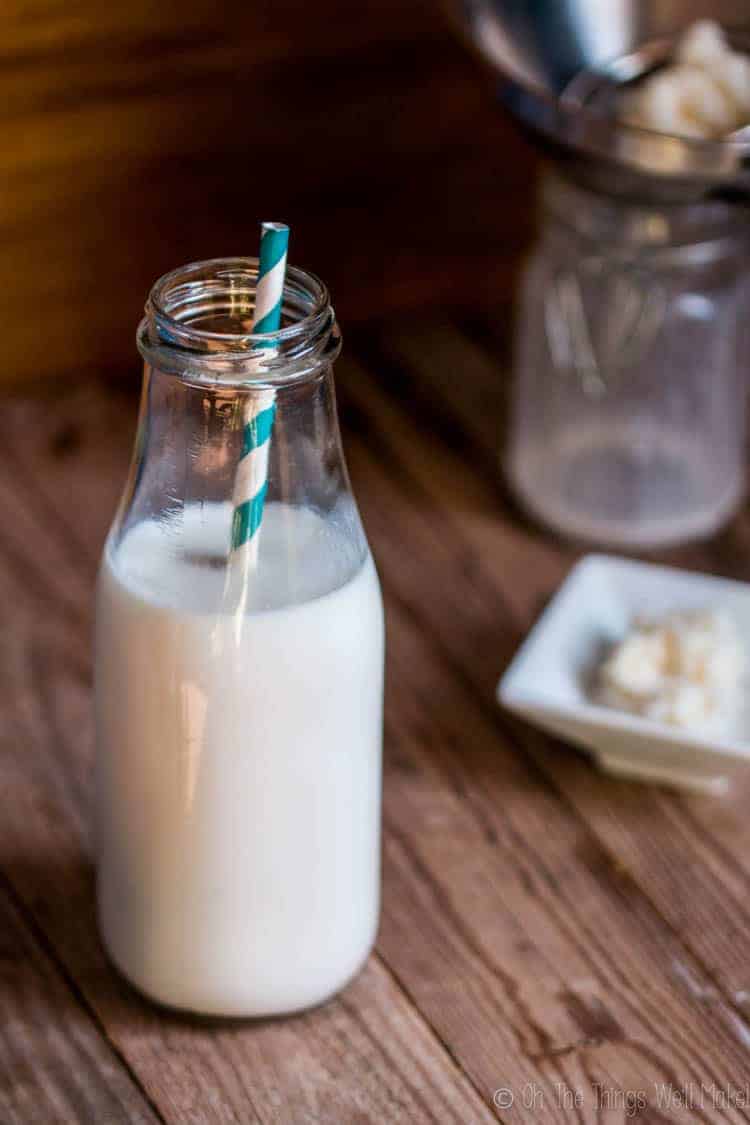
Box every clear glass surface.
[506,174,750,549]
[95,259,384,1017]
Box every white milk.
[95,502,383,1016]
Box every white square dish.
[497,555,750,795]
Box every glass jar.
[95,259,384,1017]
[506,173,750,549]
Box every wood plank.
[12,378,750,1119]
[0,390,495,1123]
[331,381,750,1118]
[11,369,750,1118]
[2,0,535,386]
[0,880,161,1125]
[345,324,750,1009]
[3,0,431,67]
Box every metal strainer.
[446,0,750,200]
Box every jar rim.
[541,171,747,252]
[138,257,340,386]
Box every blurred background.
[5,0,536,387]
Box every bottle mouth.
[137,257,340,385]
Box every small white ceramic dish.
[498,555,750,795]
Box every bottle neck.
[111,258,361,560]
[137,257,341,387]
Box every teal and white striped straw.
[230,222,289,564]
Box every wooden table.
[3,316,750,1124]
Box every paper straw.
[230,222,289,564]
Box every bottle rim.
[137,257,340,386]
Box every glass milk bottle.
[95,258,384,1017]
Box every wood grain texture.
[0,390,495,1124]
[334,354,750,1120]
[0,880,160,1125]
[345,324,750,1068]
[4,314,750,1119]
[2,0,534,387]
[366,321,750,1015]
